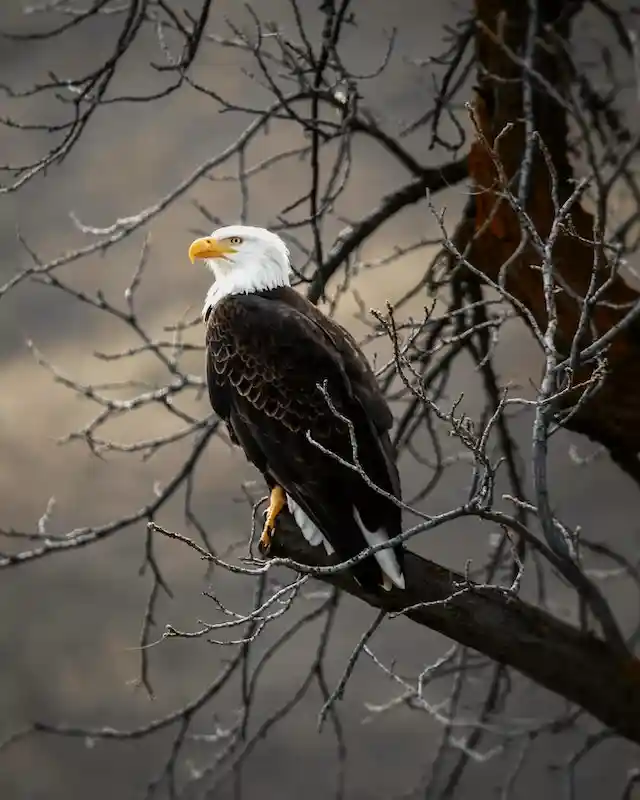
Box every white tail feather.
[353,508,405,591]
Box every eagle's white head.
[188,224,292,317]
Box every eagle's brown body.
[205,285,404,591]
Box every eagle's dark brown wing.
[265,287,394,434]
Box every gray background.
[1,1,639,798]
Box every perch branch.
[266,513,640,746]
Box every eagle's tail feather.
[353,508,405,591]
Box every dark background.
[1,1,639,797]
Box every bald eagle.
[188,225,405,593]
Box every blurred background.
[1,0,640,798]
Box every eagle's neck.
[202,254,292,318]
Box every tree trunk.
[469,0,640,466]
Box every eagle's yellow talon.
[258,485,286,555]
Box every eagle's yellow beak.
[188,237,237,263]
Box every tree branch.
[307,156,468,304]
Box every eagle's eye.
[229,236,243,246]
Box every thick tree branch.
[270,514,640,745]
[307,157,468,304]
